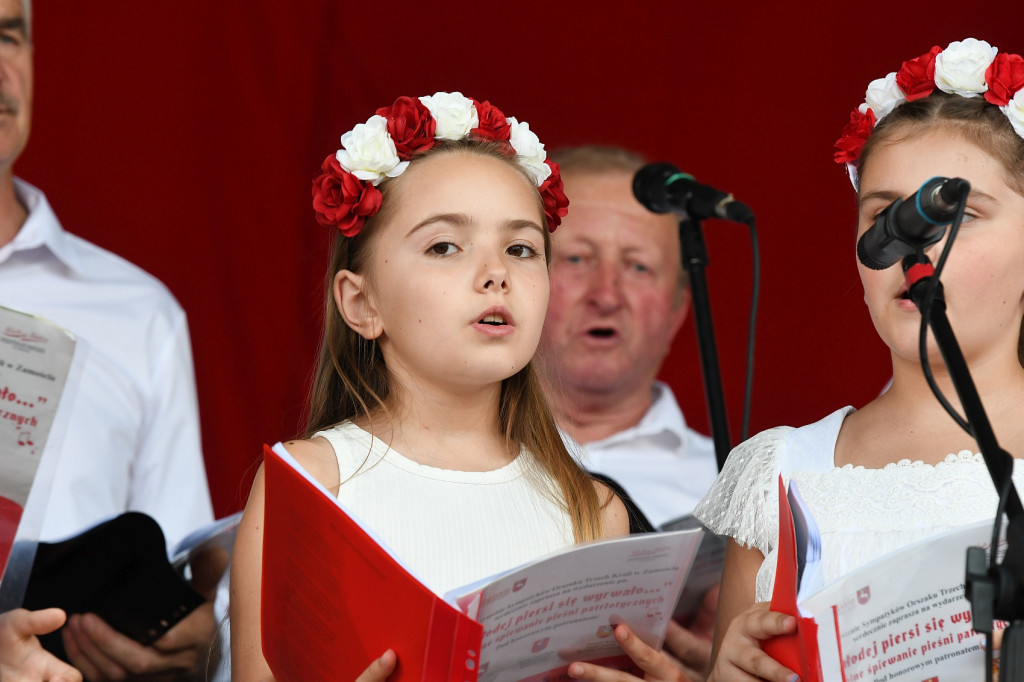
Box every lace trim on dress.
[693,426,792,556]
[838,449,981,470]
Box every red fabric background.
[16,2,1021,515]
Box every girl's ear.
[334,270,383,340]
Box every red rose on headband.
[312,155,383,236]
[984,52,1024,106]
[834,107,876,164]
[896,45,941,102]
[539,160,569,231]
[376,96,437,157]
[472,100,512,142]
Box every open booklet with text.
[260,442,709,682]
[767,476,1007,681]
[0,305,78,588]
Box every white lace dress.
[693,407,1024,602]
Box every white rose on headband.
[338,115,406,185]
[419,92,479,140]
[1003,90,1024,139]
[935,38,997,97]
[865,72,905,120]
[507,118,551,185]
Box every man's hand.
[0,608,82,682]
[663,584,718,681]
[62,602,216,682]
[60,535,230,681]
[663,620,711,682]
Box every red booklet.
[261,443,483,682]
[762,475,823,682]
[260,443,704,682]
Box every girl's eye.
[428,242,457,256]
[866,205,891,223]
[507,244,539,259]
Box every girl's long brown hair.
[303,139,605,542]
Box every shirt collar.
[0,178,83,272]
[586,381,690,451]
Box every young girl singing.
[228,92,701,682]
[694,38,1024,681]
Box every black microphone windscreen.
[632,163,681,214]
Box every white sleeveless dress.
[314,421,575,596]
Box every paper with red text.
[446,529,702,682]
[801,519,1006,681]
[0,306,77,583]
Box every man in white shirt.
[537,145,719,680]
[0,1,216,679]
[538,145,718,529]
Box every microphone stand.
[678,218,731,470]
[904,254,1024,680]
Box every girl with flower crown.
[691,38,1024,681]
[228,93,698,682]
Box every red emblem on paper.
[857,586,871,605]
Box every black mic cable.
[902,180,971,434]
[633,162,759,443]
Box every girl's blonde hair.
[304,138,606,542]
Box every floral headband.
[834,38,1024,188]
[311,91,569,237]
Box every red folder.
[261,443,483,682]
[0,496,22,575]
[762,476,824,682]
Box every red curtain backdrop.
[17,2,1021,516]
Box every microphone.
[633,162,754,224]
[857,176,970,270]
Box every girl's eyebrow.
[860,187,1000,211]
[406,214,545,238]
[858,190,903,208]
[959,188,999,206]
[503,219,545,239]
[406,213,470,238]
